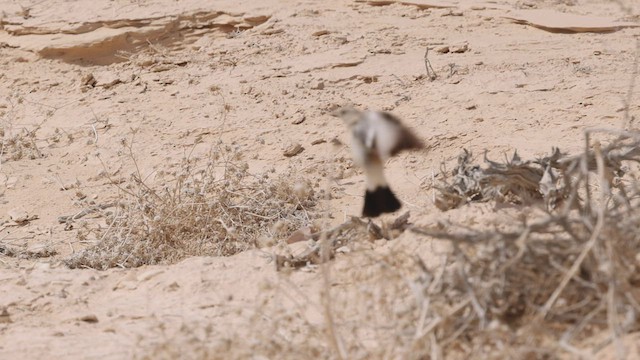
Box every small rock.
[310,80,324,90]
[79,314,99,323]
[5,177,17,189]
[261,28,284,35]
[442,9,464,16]
[101,78,121,89]
[450,44,469,53]
[60,181,78,191]
[470,5,486,10]
[98,71,122,89]
[173,60,188,67]
[312,30,330,37]
[151,64,173,73]
[8,208,29,223]
[80,73,97,88]
[291,113,306,125]
[436,46,450,54]
[0,308,11,324]
[283,143,304,157]
[334,36,348,45]
[593,50,602,56]
[166,282,180,291]
[465,104,477,110]
[311,139,326,145]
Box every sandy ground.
[1,0,639,358]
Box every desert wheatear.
[334,106,423,217]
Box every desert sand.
[1,0,639,358]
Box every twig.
[90,124,98,144]
[607,275,626,360]
[418,296,471,339]
[459,260,486,328]
[430,332,442,360]
[424,47,437,81]
[319,173,347,360]
[561,299,605,346]
[623,37,640,129]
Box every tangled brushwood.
[65,147,317,269]
[409,129,640,356]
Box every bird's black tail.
[363,186,402,218]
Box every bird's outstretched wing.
[378,112,424,156]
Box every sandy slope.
[1,0,639,358]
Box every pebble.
[283,143,304,157]
[8,208,29,223]
[310,80,324,90]
[79,314,99,323]
[312,30,330,37]
[0,308,11,324]
[80,73,96,88]
[450,44,469,53]
[291,112,306,125]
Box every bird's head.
[331,105,362,128]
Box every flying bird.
[334,106,424,217]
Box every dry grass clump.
[65,147,317,269]
[0,126,44,162]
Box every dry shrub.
[434,149,551,210]
[410,129,640,356]
[65,147,317,269]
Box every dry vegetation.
[65,143,318,269]
[414,129,640,356]
[132,129,640,359]
[206,130,640,359]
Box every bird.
[333,106,424,217]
